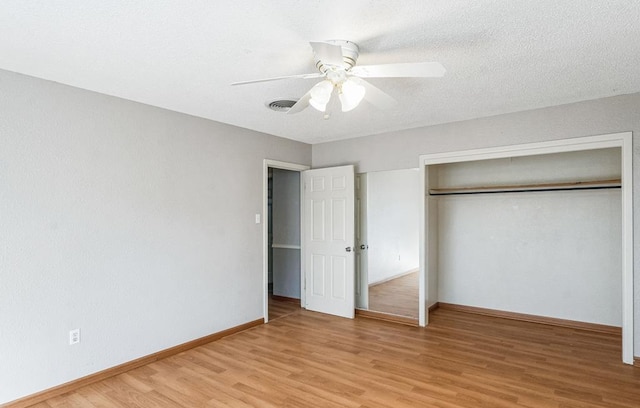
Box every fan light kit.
[233,40,446,115]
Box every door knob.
[345,247,352,252]
[360,244,368,250]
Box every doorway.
[263,160,309,323]
[355,169,421,323]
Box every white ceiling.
[1,1,639,144]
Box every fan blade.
[310,41,344,66]
[350,62,446,78]
[287,89,313,114]
[231,72,324,86]
[349,77,397,110]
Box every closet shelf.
[429,179,621,196]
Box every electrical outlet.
[69,329,80,345]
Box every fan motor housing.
[315,40,359,73]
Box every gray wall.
[313,92,640,354]
[313,93,640,173]
[0,69,311,404]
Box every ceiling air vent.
[267,99,298,112]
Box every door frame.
[263,159,310,323]
[418,132,634,364]
[355,173,369,310]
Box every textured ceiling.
[1,1,639,144]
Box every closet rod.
[429,179,621,196]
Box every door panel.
[311,200,325,240]
[331,199,346,240]
[312,254,325,296]
[332,257,347,299]
[303,165,355,319]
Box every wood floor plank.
[268,294,301,321]
[29,304,640,408]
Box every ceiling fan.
[232,40,446,114]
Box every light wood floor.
[368,271,418,319]
[268,294,301,321]
[31,307,640,408]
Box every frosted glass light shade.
[309,80,334,112]
[339,79,366,112]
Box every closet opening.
[419,132,633,364]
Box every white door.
[303,165,355,318]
